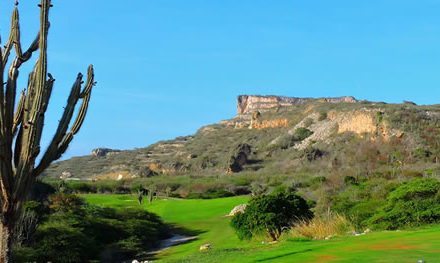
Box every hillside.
[43,95,440,182]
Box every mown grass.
[84,194,440,262]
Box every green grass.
[84,194,440,262]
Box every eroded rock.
[91,148,121,157]
[228,204,248,216]
[227,144,252,173]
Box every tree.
[0,1,96,261]
[369,178,440,230]
[231,191,312,241]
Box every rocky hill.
[43,95,440,181]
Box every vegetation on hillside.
[368,178,440,229]
[44,101,440,180]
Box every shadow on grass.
[145,224,206,261]
[168,223,207,237]
[256,248,314,262]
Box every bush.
[33,224,97,263]
[344,176,357,185]
[13,194,171,262]
[291,213,354,240]
[30,181,56,201]
[231,191,312,241]
[186,189,234,199]
[293,128,313,142]
[318,112,328,121]
[67,181,97,193]
[369,178,440,229]
[49,193,85,214]
[331,179,395,229]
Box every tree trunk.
[0,221,13,263]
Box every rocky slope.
[43,95,440,180]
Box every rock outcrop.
[228,204,248,216]
[237,95,357,115]
[91,148,121,157]
[227,144,252,173]
[251,118,289,129]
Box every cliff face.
[237,95,358,115]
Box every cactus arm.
[0,53,5,141]
[15,33,40,70]
[13,0,51,200]
[32,73,82,175]
[57,87,93,152]
[1,5,20,70]
[11,7,23,59]
[0,38,4,112]
[1,30,14,68]
[12,91,25,136]
[5,5,40,137]
[0,7,22,209]
[0,7,20,140]
[31,74,55,159]
[34,65,95,176]
[5,60,19,135]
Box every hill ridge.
[44,96,440,181]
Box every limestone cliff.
[237,95,358,115]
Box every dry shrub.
[291,212,354,240]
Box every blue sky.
[1,0,440,158]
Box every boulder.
[228,204,247,216]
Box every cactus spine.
[0,1,96,261]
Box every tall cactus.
[0,1,96,261]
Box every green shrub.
[30,181,56,201]
[12,246,39,263]
[33,224,97,263]
[274,128,314,150]
[318,112,328,121]
[67,181,97,193]
[13,193,170,262]
[49,193,85,215]
[310,176,327,185]
[369,178,440,229]
[344,176,357,185]
[231,191,312,241]
[331,179,396,229]
[187,189,234,199]
[293,128,313,142]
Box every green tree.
[231,191,312,241]
[369,178,440,229]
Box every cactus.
[0,1,96,261]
